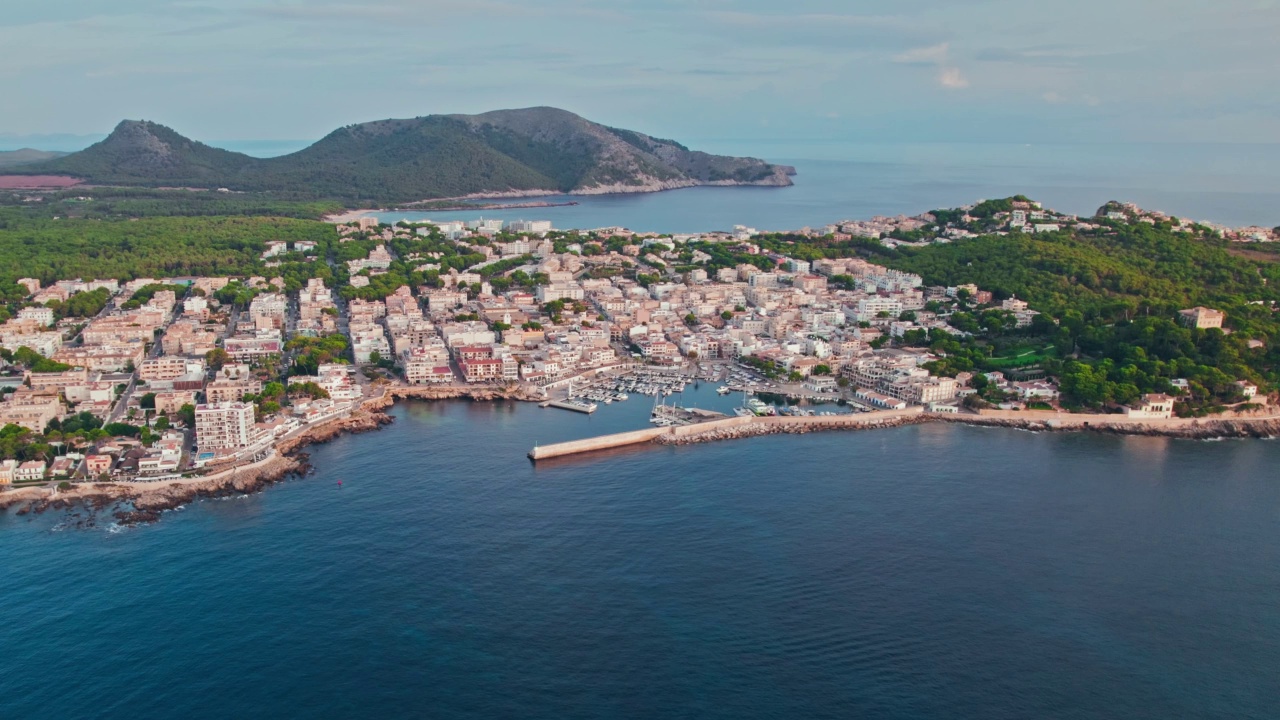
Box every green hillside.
[17,108,794,204]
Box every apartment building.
[195,402,256,451]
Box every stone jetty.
[529,408,926,460]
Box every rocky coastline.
[0,393,393,528]
[0,384,548,529]
[6,385,1277,529]
[934,413,1280,440]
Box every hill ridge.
[19,108,795,203]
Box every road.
[106,303,177,425]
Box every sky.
[2,0,1279,150]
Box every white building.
[195,402,256,451]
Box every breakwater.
[528,408,925,460]
[528,406,1280,460]
[938,411,1280,439]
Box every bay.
[374,142,1280,232]
[3,386,1280,719]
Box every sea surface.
[373,142,1280,232]
[3,385,1280,719]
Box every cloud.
[1041,91,1103,106]
[976,44,1136,68]
[893,42,950,65]
[895,42,968,90]
[938,67,969,89]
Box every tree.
[721,310,734,321]
[139,392,156,410]
[684,313,698,327]
[103,422,141,438]
[206,347,231,372]
[177,404,196,427]
[813,365,832,376]
[154,416,171,431]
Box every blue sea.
[5,140,1280,717]
[373,142,1280,232]
[4,386,1280,719]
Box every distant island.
[0,107,796,205]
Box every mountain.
[0,148,69,168]
[19,108,795,203]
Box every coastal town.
[0,197,1274,491]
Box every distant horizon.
[5,121,1280,159]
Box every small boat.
[716,386,731,395]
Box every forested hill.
[16,108,795,204]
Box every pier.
[530,427,670,460]
[529,408,924,460]
[541,399,598,414]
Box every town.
[0,197,1271,488]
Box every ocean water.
[3,388,1280,719]
[373,143,1280,232]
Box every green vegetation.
[0,210,335,285]
[288,381,330,400]
[122,283,187,309]
[287,334,350,376]
[16,110,788,205]
[45,286,111,319]
[853,215,1280,410]
[10,346,72,373]
[7,187,341,221]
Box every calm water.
[374,143,1280,232]
[3,387,1280,719]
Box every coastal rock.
[933,414,1280,440]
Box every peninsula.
[0,189,1276,526]
[0,107,795,204]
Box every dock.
[540,399,598,414]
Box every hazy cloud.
[0,0,1278,144]
[895,43,968,90]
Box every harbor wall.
[529,408,925,460]
[529,427,670,460]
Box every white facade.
[195,402,255,451]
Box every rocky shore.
[655,414,928,446]
[8,385,1277,529]
[0,453,307,528]
[653,411,1280,449]
[0,391,401,528]
[936,413,1280,439]
[0,383,550,528]
[387,384,545,403]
